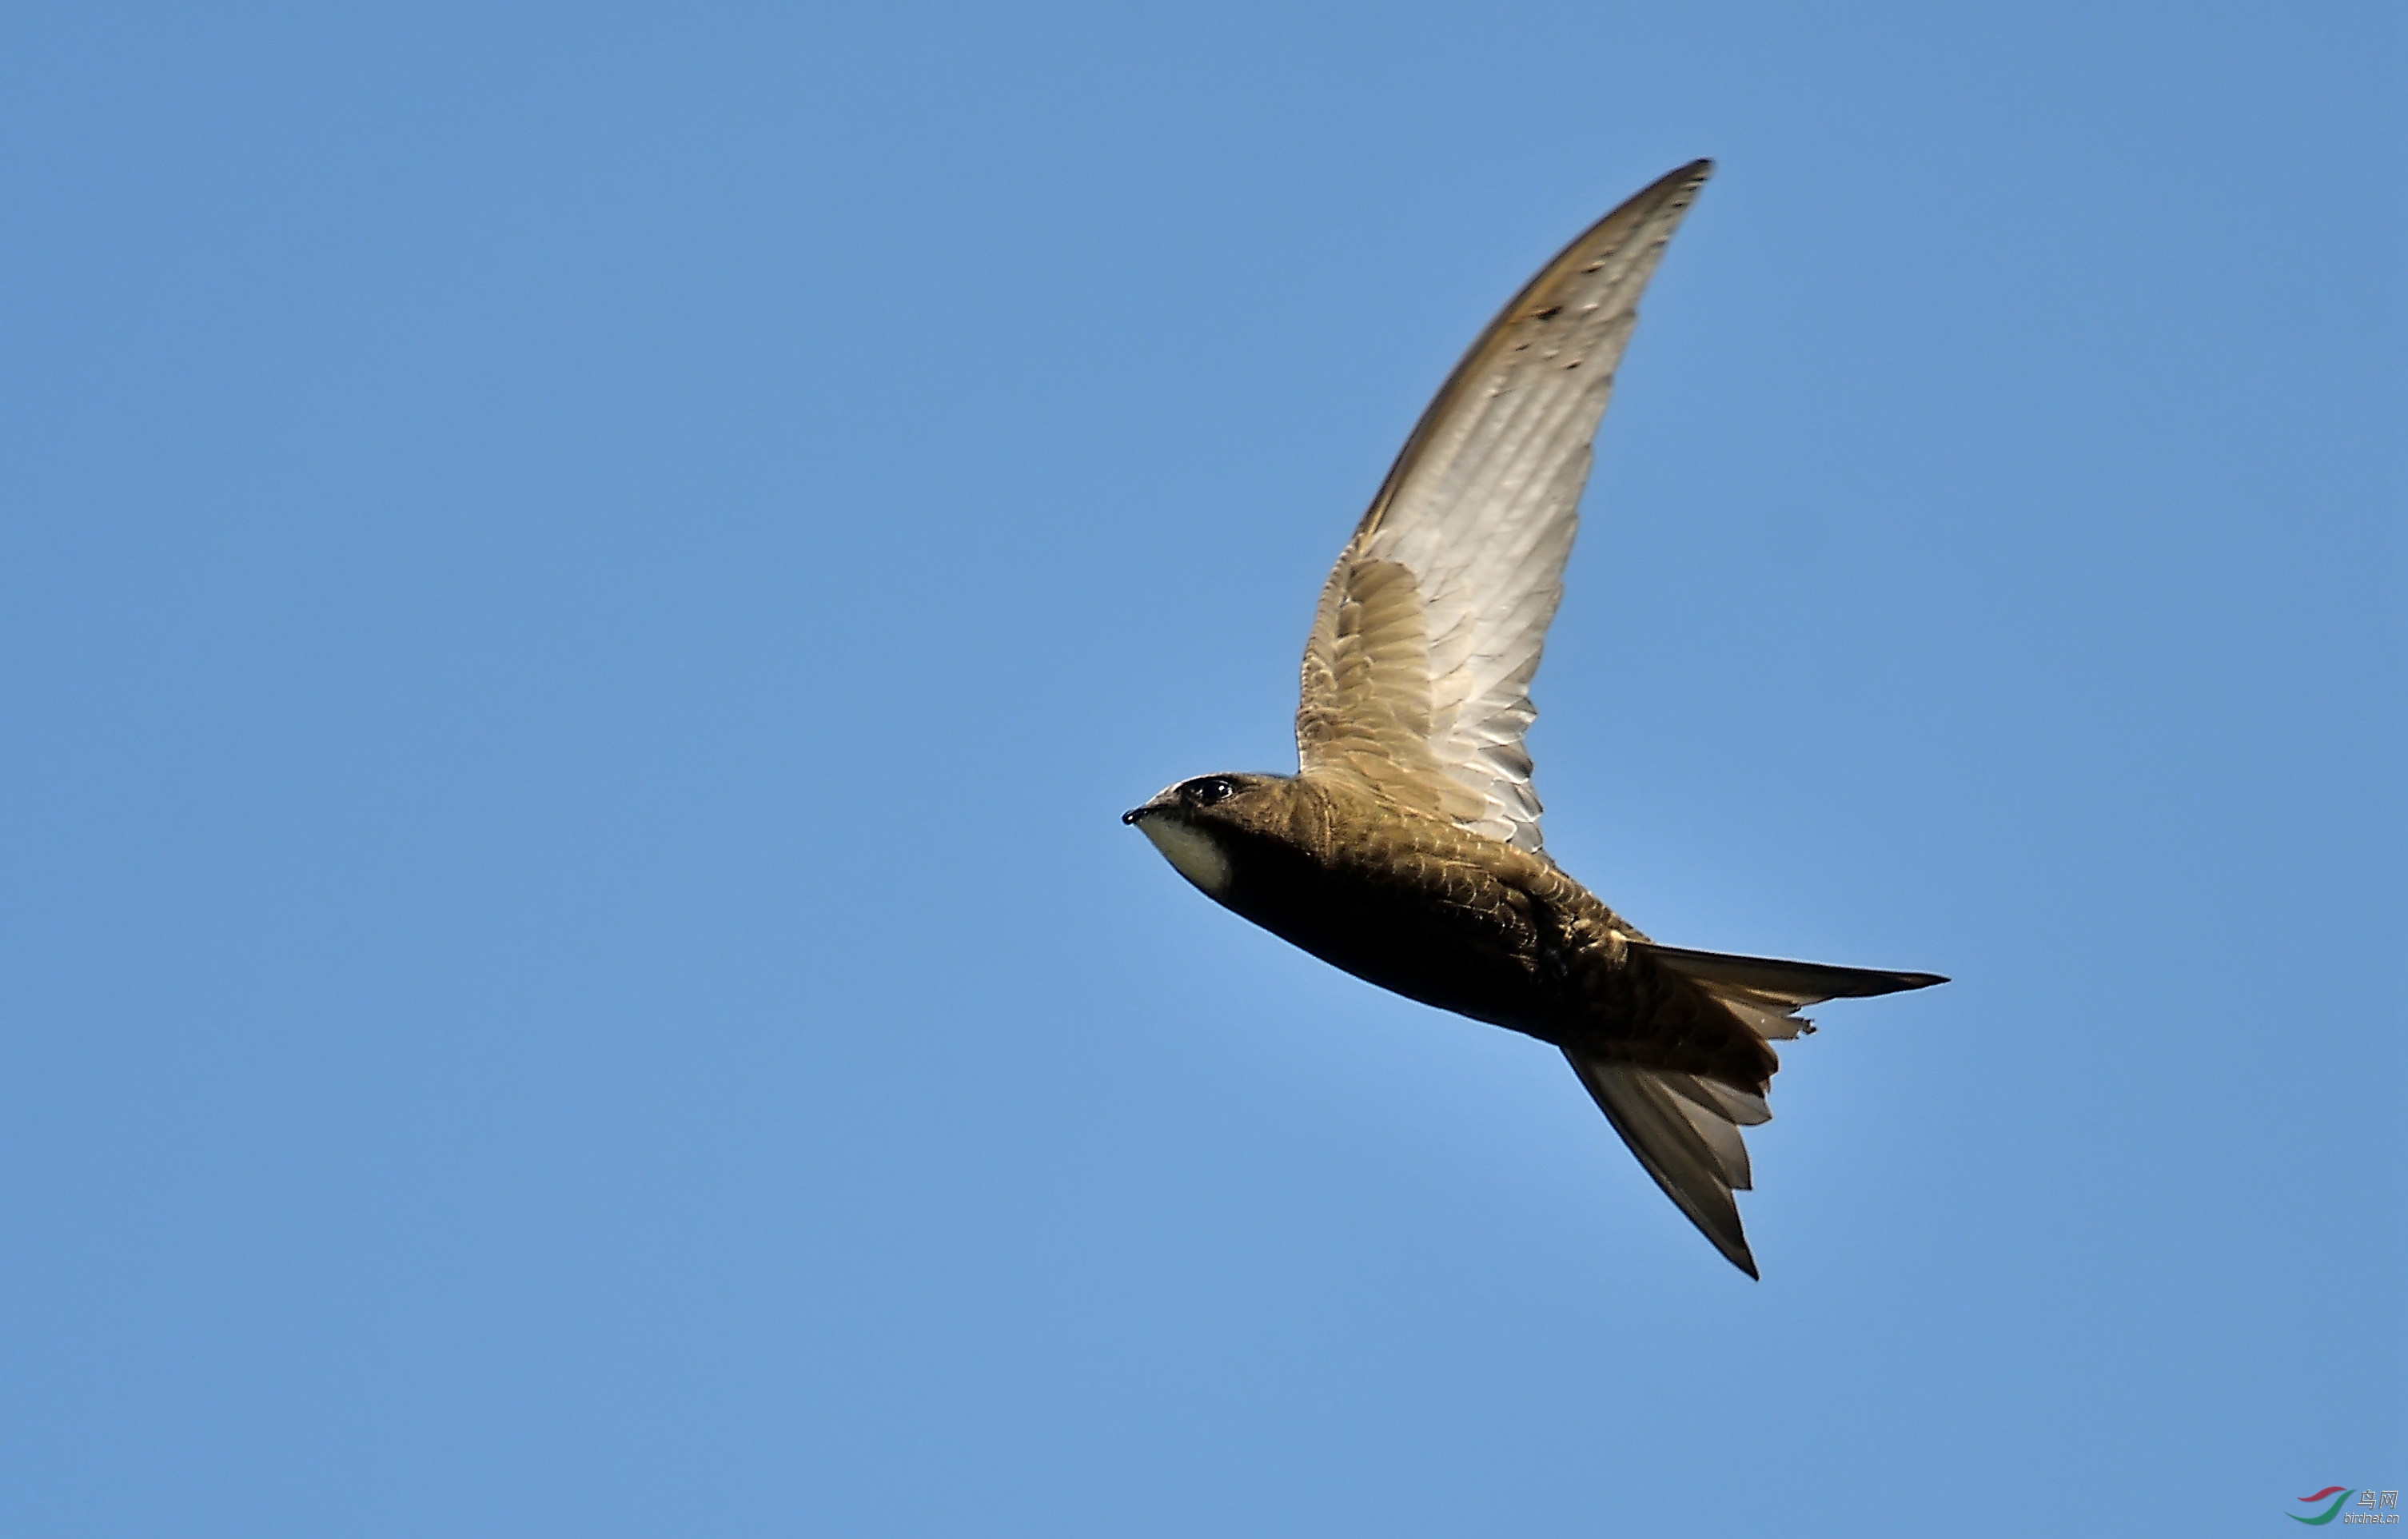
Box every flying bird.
[1122,161,1944,1277]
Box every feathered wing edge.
[1569,947,1948,1278]
[1296,161,1715,852]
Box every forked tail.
[1565,944,1947,1278]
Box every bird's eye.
[1189,778,1235,806]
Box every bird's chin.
[1135,815,1233,896]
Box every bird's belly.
[1221,852,1559,1038]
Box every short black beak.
[1124,788,1180,825]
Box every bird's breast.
[1211,819,1576,1038]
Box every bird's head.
[1121,773,1287,897]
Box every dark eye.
[1189,777,1235,806]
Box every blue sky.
[2,2,2399,1533]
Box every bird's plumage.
[1298,161,1711,853]
[1126,161,1945,1277]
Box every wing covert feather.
[1298,161,1712,849]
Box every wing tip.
[1658,158,1715,195]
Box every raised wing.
[1296,161,1712,851]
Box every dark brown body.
[1122,162,1948,1275]
[1181,774,1778,1096]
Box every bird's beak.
[1121,787,1181,825]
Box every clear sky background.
[2,3,2400,1533]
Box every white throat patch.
[1139,818,1233,896]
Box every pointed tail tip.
[1712,1228,1760,1280]
[1855,967,1951,995]
[1856,967,1949,995]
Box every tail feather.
[1641,943,1946,1003]
[1565,1051,1760,1278]
[1660,1070,1770,1128]
[1642,942,1946,1039]
[1567,945,1947,1277]
[1659,1073,1756,1191]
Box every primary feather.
[1297,161,1713,851]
